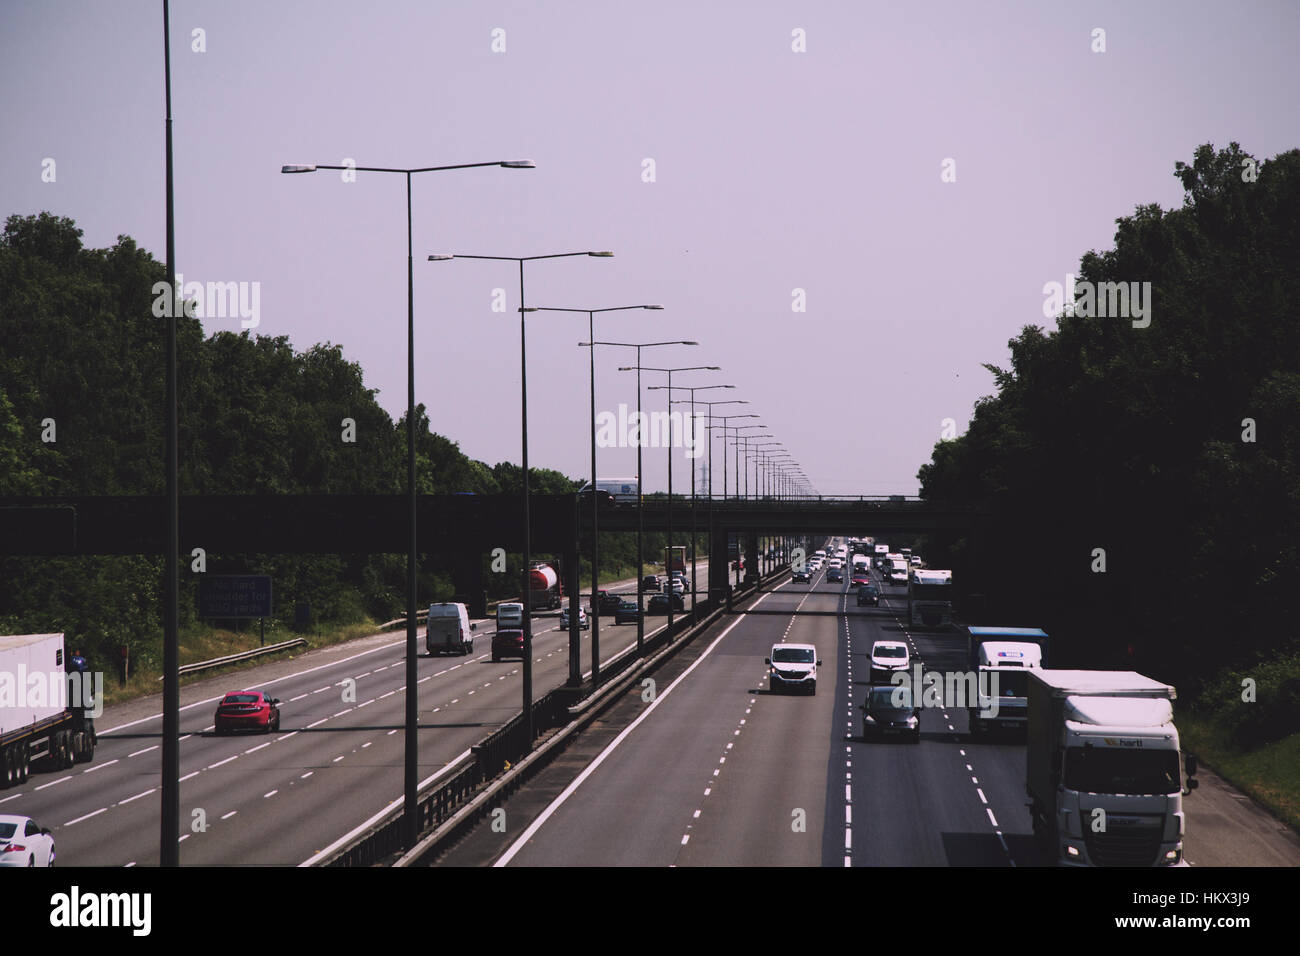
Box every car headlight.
[863,714,875,724]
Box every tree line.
[916,144,1300,744]
[0,212,686,673]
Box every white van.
[426,602,475,656]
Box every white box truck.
[1,633,97,787]
[1026,669,1197,867]
[966,626,1048,735]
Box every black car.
[647,593,684,614]
[856,584,879,606]
[613,599,641,625]
[792,568,811,583]
[593,590,624,614]
[860,684,921,742]
[827,567,843,583]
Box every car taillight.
[2,844,25,853]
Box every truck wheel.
[18,743,30,783]
[1,749,12,788]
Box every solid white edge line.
[494,587,776,867]
[298,747,473,866]
[98,635,413,735]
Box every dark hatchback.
[613,599,641,625]
[856,584,879,606]
[860,685,920,742]
[647,593,684,614]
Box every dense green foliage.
[0,212,688,671]
[917,144,1300,729]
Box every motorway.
[1,567,708,866]
[433,542,1300,867]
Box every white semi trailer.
[1026,669,1197,867]
[1,633,98,787]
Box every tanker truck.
[528,562,563,611]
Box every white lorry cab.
[1026,670,1196,867]
[426,602,475,656]
[965,626,1048,734]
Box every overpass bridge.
[0,494,990,615]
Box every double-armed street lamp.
[624,365,720,634]
[280,157,534,850]
[654,385,735,605]
[588,341,696,654]
[523,305,664,684]
[430,251,613,748]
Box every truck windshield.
[1063,747,1181,795]
[995,671,1029,698]
[772,648,815,663]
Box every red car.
[214,690,281,735]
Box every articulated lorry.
[966,626,1048,735]
[1026,669,1197,867]
[1,633,98,788]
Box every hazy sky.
[3,0,1297,495]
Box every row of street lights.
[277,159,812,852]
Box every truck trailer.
[1026,669,1197,867]
[1,633,97,788]
[528,562,563,611]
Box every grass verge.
[97,618,390,710]
[1178,712,1300,835]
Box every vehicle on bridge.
[856,583,879,606]
[577,478,638,504]
[1027,669,1196,867]
[1,633,97,788]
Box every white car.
[0,815,55,867]
[559,605,589,630]
[870,640,911,683]
[766,642,821,695]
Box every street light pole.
[659,386,734,609]
[530,306,664,685]
[592,340,695,654]
[631,365,720,633]
[282,157,534,851]
[434,251,612,746]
